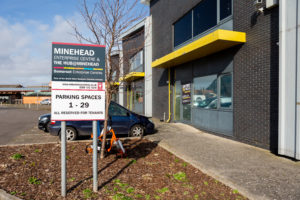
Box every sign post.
[61,121,66,197]
[51,42,105,196]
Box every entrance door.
[174,81,181,121]
[174,81,191,122]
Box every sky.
[0,0,148,86]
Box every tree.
[71,0,146,159]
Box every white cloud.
[0,15,79,86]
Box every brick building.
[118,0,299,159]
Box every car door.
[108,102,130,135]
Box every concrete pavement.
[146,119,300,200]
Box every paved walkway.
[146,119,300,200]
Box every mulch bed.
[0,139,247,200]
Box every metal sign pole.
[93,120,98,192]
[61,121,67,197]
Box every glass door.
[174,81,181,121]
[182,83,191,122]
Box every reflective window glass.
[220,0,232,20]
[129,50,143,72]
[109,103,128,116]
[174,12,192,47]
[220,74,232,108]
[193,75,218,109]
[193,0,217,37]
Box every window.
[193,75,218,109]
[220,74,232,108]
[109,103,128,116]
[129,50,143,72]
[193,73,232,110]
[220,0,232,21]
[193,0,217,37]
[173,0,232,48]
[174,12,192,47]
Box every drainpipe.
[166,68,172,123]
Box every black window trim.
[173,0,233,50]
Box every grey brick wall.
[233,0,279,150]
[150,0,279,151]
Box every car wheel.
[129,124,144,137]
[60,127,77,141]
[45,122,50,132]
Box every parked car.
[40,99,51,105]
[38,113,51,132]
[49,101,155,141]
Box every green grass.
[34,149,41,153]
[173,172,187,182]
[112,193,133,200]
[145,194,151,200]
[28,177,41,185]
[233,189,239,194]
[11,153,23,160]
[156,187,169,194]
[82,188,96,199]
[204,181,208,186]
[126,187,134,194]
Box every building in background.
[141,0,284,156]
[119,16,152,116]
[0,84,51,104]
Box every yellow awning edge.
[152,29,246,68]
[119,72,145,82]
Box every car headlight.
[40,117,48,121]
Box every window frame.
[173,0,233,49]
[129,50,144,73]
[192,72,233,111]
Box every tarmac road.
[0,107,48,145]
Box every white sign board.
[51,81,105,121]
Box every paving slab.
[146,119,300,200]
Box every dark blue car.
[49,101,155,141]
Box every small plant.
[182,162,187,167]
[20,192,26,196]
[145,194,151,200]
[233,189,239,194]
[113,193,132,200]
[30,162,36,167]
[194,194,199,199]
[83,188,96,199]
[154,195,160,200]
[130,159,137,164]
[135,194,143,198]
[119,183,129,190]
[68,177,75,182]
[11,153,23,160]
[34,149,41,153]
[126,187,134,194]
[201,191,206,196]
[114,179,121,183]
[183,191,189,195]
[173,172,187,182]
[183,183,194,190]
[28,176,41,185]
[66,156,70,160]
[114,187,119,192]
[156,187,169,194]
[214,179,219,184]
[204,181,208,186]
[10,191,17,195]
[174,158,179,163]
